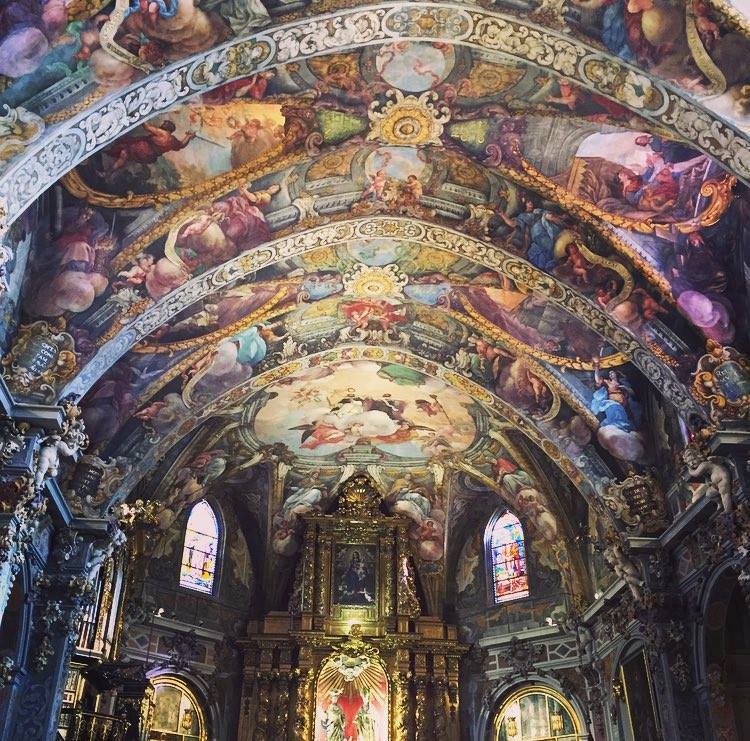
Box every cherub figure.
[113,254,155,290]
[683,443,733,513]
[603,539,644,602]
[34,422,89,493]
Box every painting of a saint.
[315,648,388,741]
[334,545,377,607]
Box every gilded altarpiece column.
[237,474,466,740]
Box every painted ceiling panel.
[0,0,749,581]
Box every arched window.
[180,500,220,595]
[486,511,529,604]
[493,686,586,740]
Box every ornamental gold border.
[132,294,587,422]
[702,0,750,39]
[3,3,750,229]
[149,675,208,741]
[63,218,702,423]
[491,685,585,739]
[94,137,670,301]
[108,344,606,512]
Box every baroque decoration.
[0,1,748,739]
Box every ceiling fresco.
[1,0,749,611]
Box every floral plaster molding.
[61,217,705,421]
[1,3,750,226]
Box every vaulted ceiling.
[1,0,749,612]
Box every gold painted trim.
[454,296,627,370]
[62,140,290,211]
[134,302,290,405]
[519,159,734,236]
[492,685,585,740]
[133,285,290,353]
[703,0,750,39]
[85,141,674,307]
[150,675,208,741]
[686,4,727,95]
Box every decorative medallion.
[0,106,44,163]
[691,341,750,423]
[342,263,408,298]
[603,474,668,535]
[1,320,77,401]
[367,90,450,146]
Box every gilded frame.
[619,649,661,741]
[492,685,586,741]
[329,540,380,624]
[149,675,208,741]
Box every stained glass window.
[180,500,219,595]
[486,511,528,604]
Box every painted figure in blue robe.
[601,0,635,63]
[591,361,642,430]
[124,0,179,21]
[498,199,566,272]
[230,324,267,367]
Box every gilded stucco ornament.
[691,341,750,423]
[0,416,27,466]
[336,474,383,517]
[0,106,45,163]
[65,218,701,424]
[1,321,78,402]
[343,263,408,298]
[367,89,450,146]
[3,5,750,227]
[603,474,668,535]
[66,454,134,516]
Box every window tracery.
[486,511,529,605]
[179,500,220,595]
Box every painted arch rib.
[104,346,609,508]
[62,217,705,421]
[1,3,750,227]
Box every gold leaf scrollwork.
[367,89,450,146]
[336,474,383,516]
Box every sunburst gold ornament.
[343,263,408,297]
[367,89,450,146]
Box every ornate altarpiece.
[237,474,466,740]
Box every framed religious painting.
[331,543,379,621]
[619,649,661,741]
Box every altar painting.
[333,544,377,607]
[315,653,388,741]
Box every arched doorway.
[705,571,750,740]
[148,676,208,741]
[492,685,586,740]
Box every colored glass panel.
[489,512,528,604]
[179,500,219,595]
